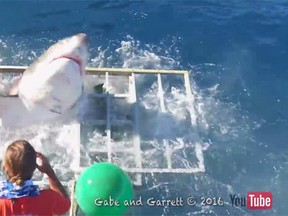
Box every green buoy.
[75,162,134,216]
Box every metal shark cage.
[0,66,205,216]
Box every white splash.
[0,36,211,183]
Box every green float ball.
[75,162,134,216]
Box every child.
[0,140,71,215]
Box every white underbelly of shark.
[19,59,83,114]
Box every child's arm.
[36,152,69,199]
[46,168,69,199]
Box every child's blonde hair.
[2,140,37,186]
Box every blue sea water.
[0,0,288,216]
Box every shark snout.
[77,33,88,43]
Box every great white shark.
[0,33,89,129]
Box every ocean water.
[0,1,288,216]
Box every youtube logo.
[246,192,272,210]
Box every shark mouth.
[50,56,84,76]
